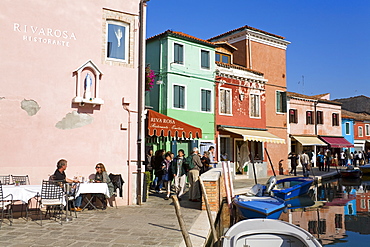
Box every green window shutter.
[179,86,184,108]
[281,92,287,113]
[174,85,179,108]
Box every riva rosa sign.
[13,23,77,47]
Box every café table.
[77,182,109,210]
[2,185,42,204]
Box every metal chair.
[65,183,80,218]
[11,175,30,185]
[39,180,64,225]
[0,184,13,228]
[0,175,11,185]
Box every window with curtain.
[250,94,260,118]
[107,22,128,61]
[289,109,298,123]
[306,111,314,125]
[201,89,211,112]
[201,50,210,69]
[332,113,339,126]
[173,85,185,108]
[174,43,184,64]
[219,88,231,114]
[276,91,287,113]
[316,111,324,124]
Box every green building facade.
[146,30,216,156]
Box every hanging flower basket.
[145,65,155,91]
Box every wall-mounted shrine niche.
[72,60,104,106]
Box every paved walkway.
[0,166,342,247]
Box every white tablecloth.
[2,185,42,203]
[76,183,110,197]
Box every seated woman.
[94,163,114,209]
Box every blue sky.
[146,0,370,100]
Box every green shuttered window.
[276,91,287,113]
[201,50,210,69]
[174,85,185,109]
[174,43,184,64]
[201,89,211,112]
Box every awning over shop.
[319,136,354,148]
[222,127,285,144]
[292,136,327,146]
[147,110,202,138]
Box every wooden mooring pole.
[171,195,193,247]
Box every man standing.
[188,147,203,202]
[208,146,217,168]
[172,149,187,201]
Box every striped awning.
[292,136,327,146]
[222,127,285,144]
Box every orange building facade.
[209,26,290,174]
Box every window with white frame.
[359,126,363,137]
[250,94,260,118]
[174,43,184,64]
[219,88,231,114]
[345,122,350,135]
[276,91,287,113]
[201,89,211,112]
[201,50,210,69]
[106,20,129,61]
[366,124,370,136]
[173,85,185,109]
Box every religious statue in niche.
[84,73,93,100]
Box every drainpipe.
[122,100,137,205]
[137,0,149,205]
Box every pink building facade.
[0,0,146,205]
[287,92,353,166]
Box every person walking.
[288,152,298,176]
[172,149,187,201]
[161,153,173,200]
[324,150,332,172]
[317,152,325,171]
[154,149,165,193]
[339,150,346,167]
[300,151,310,177]
[188,147,203,202]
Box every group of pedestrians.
[144,146,217,201]
[289,149,370,176]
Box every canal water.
[278,177,370,246]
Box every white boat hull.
[222,219,321,247]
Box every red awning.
[147,110,202,138]
[319,136,354,148]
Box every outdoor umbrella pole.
[264,148,276,177]
[251,152,258,185]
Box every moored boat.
[359,164,370,174]
[233,195,285,220]
[222,218,322,247]
[271,177,314,200]
[340,168,362,178]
